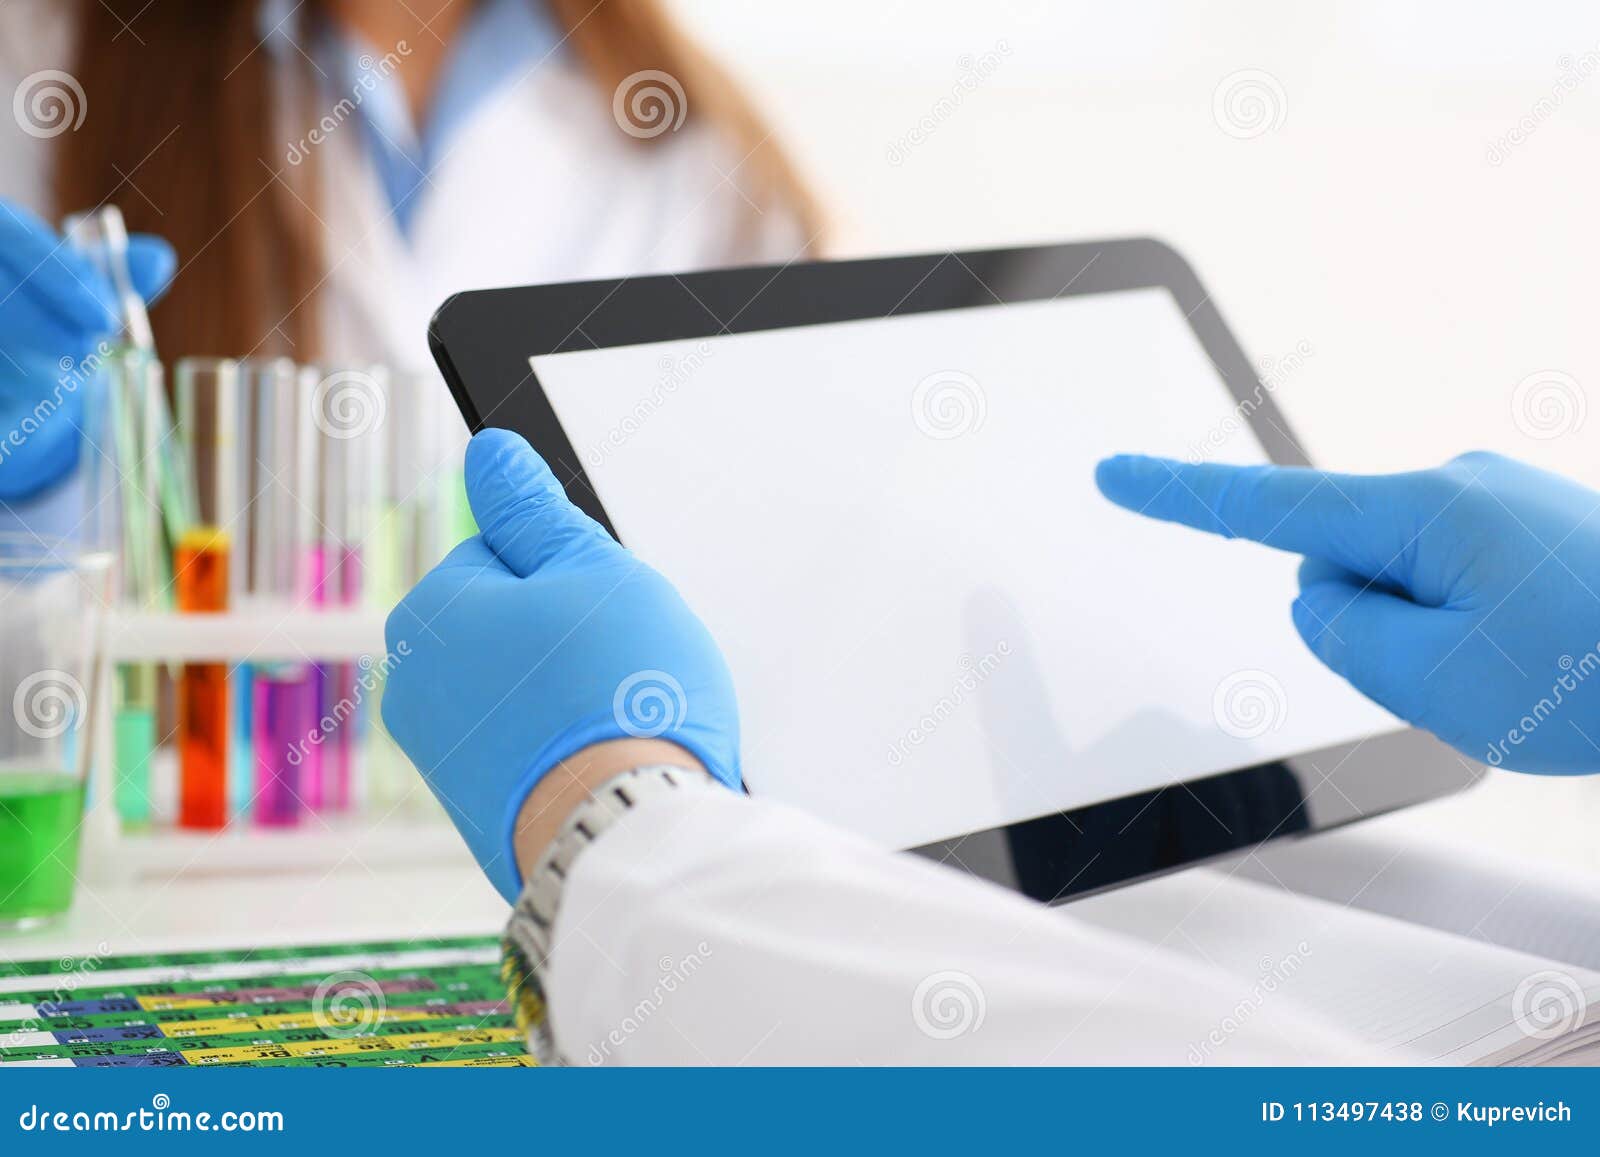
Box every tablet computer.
[429,238,1481,903]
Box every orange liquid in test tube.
[176,526,230,829]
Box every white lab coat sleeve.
[545,785,1380,1066]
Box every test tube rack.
[108,609,386,662]
[75,609,465,888]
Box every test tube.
[62,206,154,355]
[347,366,389,814]
[442,385,475,545]
[62,208,164,831]
[359,371,418,812]
[173,359,241,830]
[251,362,313,827]
[103,356,166,828]
[290,366,328,810]
[226,361,280,822]
[300,364,388,813]
[62,207,195,564]
[367,370,414,613]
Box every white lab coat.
[550,784,1377,1065]
[0,0,801,531]
[0,1,800,376]
[0,3,1372,1066]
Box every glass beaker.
[0,536,112,930]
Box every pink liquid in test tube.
[253,665,310,827]
[327,543,364,812]
[298,543,328,811]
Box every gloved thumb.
[126,234,176,304]
[464,427,612,577]
[1291,579,1460,732]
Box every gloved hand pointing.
[1096,450,1600,775]
[383,428,741,902]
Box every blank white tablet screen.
[530,288,1395,849]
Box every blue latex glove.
[383,428,741,901]
[0,199,175,499]
[1096,450,1600,775]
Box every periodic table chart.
[0,936,534,1067]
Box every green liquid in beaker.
[0,771,86,926]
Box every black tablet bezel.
[429,238,1483,904]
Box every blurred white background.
[677,0,1600,869]
[682,0,1600,481]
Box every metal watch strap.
[501,762,715,1065]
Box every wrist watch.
[501,762,715,1066]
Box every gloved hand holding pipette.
[381,428,742,902]
[0,197,173,499]
[1096,450,1600,774]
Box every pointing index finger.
[1094,454,1413,583]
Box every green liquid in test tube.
[368,512,406,611]
[63,207,172,832]
[118,358,171,829]
[112,663,156,828]
[447,468,476,541]
[83,345,157,828]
